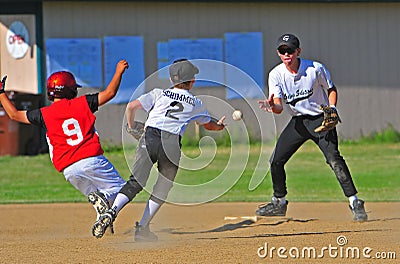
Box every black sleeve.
[26,108,46,129]
[85,93,99,113]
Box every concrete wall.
[43,1,400,144]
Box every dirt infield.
[1,202,399,263]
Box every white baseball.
[232,110,243,121]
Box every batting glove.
[0,75,7,94]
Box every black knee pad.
[120,178,143,201]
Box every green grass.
[342,125,400,145]
[0,141,398,204]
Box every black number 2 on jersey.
[165,101,184,120]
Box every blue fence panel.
[104,36,145,104]
[46,38,102,88]
[224,32,265,99]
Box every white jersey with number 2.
[138,88,211,136]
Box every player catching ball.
[0,60,129,231]
[256,34,367,221]
[91,58,226,241]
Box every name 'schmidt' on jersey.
[163,89,196,106]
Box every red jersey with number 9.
[41,96,104,172]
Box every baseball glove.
[126,121,145,140]
[314,105,342,133]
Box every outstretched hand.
[216,115,226,126]
[0,75,7,94]
[258,94,274,112]
[203,115,226,131]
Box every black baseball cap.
[169,59,199,84]
[276,34,300,49]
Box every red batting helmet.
[46,71,81,101]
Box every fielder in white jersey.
[268,59,333,116]
[256,34,367,221]
[92,59,225,241]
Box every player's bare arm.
[0,76,30,124]
[0,95,29,124]
[258,94,283,114]
[98,60,129,106]
[202,116,226,131]
[327,86,338,106]
[126,99,144,129]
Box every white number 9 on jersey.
[62,118,84,146]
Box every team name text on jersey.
[284,88,313,102]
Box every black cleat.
[88,191,110,216]
[92,209,116,238]
[256,197,288,216]
[349,199,368,221]
[134,222,158,242]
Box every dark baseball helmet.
[169,58,199,84]
[47,71,81,101]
